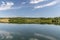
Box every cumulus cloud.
[34,0,58,9]
[0,1,14,10]
[0,0,59,10]
[30,0,45,4]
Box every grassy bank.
[0,18,9,23]
[8,17,60,24]
[0,17,60,24]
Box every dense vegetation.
[0,17,60,25]
[8,17,60,24]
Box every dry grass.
[0,18,9,23]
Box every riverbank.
[0,18,9,23]
[0,17,60,25]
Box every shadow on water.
[3,22,60,26]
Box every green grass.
[0,17,60,25]
[8,17,60,25]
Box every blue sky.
[0,0,60,17]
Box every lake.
[0,23,60,40]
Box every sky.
[0,0,60,17]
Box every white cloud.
[0,1,14,10]
[34,0,58,9]
[30,0,46,4]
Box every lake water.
[0,23,60,40]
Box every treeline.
[8,17,60,24]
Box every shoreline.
[0,17,59,25]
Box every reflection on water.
[0,24,60,40]
[0,31,13,40]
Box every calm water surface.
[0,23,60,40]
